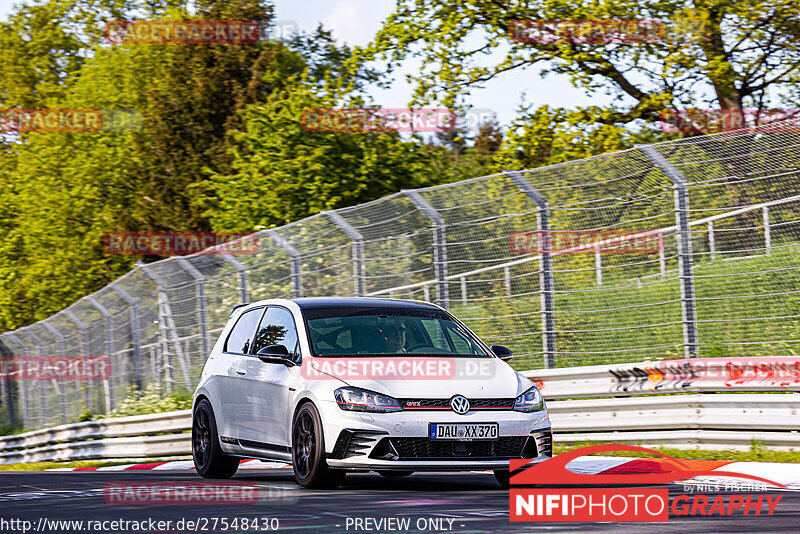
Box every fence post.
[41,321,68,425]
[639,146,699,358]
[220,255,249,304]
[707,221,716,260]
[138,263,192,391]
[594,245,603,285]
[403,191,449,309]
[324,211,367,297]
[0,334,18,428]
[64,309,100,414]
[763,206,771,255]
[265,230,304,298]
[86,295,116,411]
[175,258,211,359]
[20,328,47,428]
[6,333,30,428]
[110,285,144,389]
[505,171,556,367]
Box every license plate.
[429,423,499,441]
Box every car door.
[218,306,265,441]
[237,306,300,449]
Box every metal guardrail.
[1,359,798,463]
[0,410,191,464]
[522,357,800,398]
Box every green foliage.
[491,105,665,171]
[357,1,800,127]
[0,405,24,436]
[99,384,192,418]
[197,80,445,231]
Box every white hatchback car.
[192,297,552,488]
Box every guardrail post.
[763,206,771,255]
[174,258,211,358]
[138,263,192,391]
[220,255,249,304]
[5,333,28,428]
[41,321,68,425]
[402,191,449,308]
[86,296,116,412]
[505,171,557,368]
[64,309,100,413]
[110,285,144,390]
[20,328,47,428]
[324,211,367,297]
[265,230,303,298]
[639,146,699,358]
[0,334,18,428]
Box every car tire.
[192,399,239,479]
[493,469,510,488]
[292,402,345,489]
[377,470,414,478]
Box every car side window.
[446,323,478,355]
[224,308,264,354]
[251,307,299,358]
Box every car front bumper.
[317,399,552,471]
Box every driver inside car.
[378,317,407,353]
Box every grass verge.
[0,460,137,472]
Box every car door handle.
[236,369,247,375]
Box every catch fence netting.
[2,121,800,429]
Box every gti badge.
[450,395,470,415]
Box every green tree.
[356,1,800,131]
[197,79,443,232]
[491,105,663,171]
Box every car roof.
[289,297,441,311]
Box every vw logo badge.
[450,395,470,415]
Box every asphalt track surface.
[0,469,798,533]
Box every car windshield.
[303,307,490,357]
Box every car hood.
[307,356,532,399]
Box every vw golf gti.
[192,297,552,488]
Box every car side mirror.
[256,345,295,366]
[491,345,513,362]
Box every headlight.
[334,387,402,413]
[514,385,545,413]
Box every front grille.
[398,398,515,411]
[371,437,528,460]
